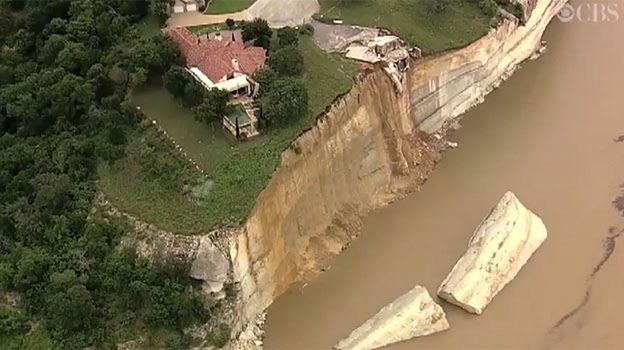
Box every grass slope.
[206,0,257,14]
[318,0,492,54]
[99,36,359,234]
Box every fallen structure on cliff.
[311,20,420,92]
[437,191,547,314]
[334,286,449,350]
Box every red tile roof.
[167,27,267,83]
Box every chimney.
[232,32,236,42]
[231,58,240,71]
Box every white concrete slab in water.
[334,285,449,350]
[438,191,547,314]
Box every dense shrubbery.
[277,26,299,47]
[0,0,213,348]
[268,46,304,76]
[257,27,309,128]
[259,78,308,128]
[240,18,272,49]
[478,0,500,18]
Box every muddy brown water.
[263,13,624,350]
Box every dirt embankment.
[226,0,567,332]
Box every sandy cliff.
[228,0,567,330]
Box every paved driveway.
[167,0,319,28]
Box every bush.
[259,77,308,128]
[277,27,299,47]
[426,0,450,13]
[0,309,31,336]
[207,324,231,348]
[298,23,315,36]
[253,67,278,92]
[163,66,190,98]
[241,18,272,49]
[225,18,235,29]
[193,89,232,124]
[268,46,304,77]
[479,0,499,17]
[164,65,205,107]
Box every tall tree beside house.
[163,65,205,107]
[253,67,278,93]
[241,18,272,49]
[225,18,235,29]
[194,89,232,125]
[268,46,304,77]
[125,34,183,83]
[163,65,191,97]
[277,26,299,48]
[149,0,169,25]
[259,77,308,128]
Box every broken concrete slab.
[334,286,449,350]
[438,191,547,314]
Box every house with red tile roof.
[167,26,266,96]
[167,27,266,139]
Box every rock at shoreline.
[190,236,229,293]
[334,286,449,350]
[437,191,547,314]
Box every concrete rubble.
[438,191,547,314]
[334,286,449,350]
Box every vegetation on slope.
[0,0,226,348]
[317,0,493,54]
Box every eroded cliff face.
[230,0,567,329]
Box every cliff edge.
[227,0,567,331]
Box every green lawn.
[99,36,359,233]
[131,86,235,171]
[188,22,231,35]
[205,0,257,14]
[318,0,493,54]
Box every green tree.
[45,284,95,334]
[253,67,278,92]
[126,35,182,78]
[182,80,204,107]
[55,42,91,74]
[268,46,304,76]
[39,34,68,65]
[163,65,191,98]
[479,0,499,17]
[149,0,169,25]
[241,18,272,49]
[194,89,231,124]
[225,18,235,29]
[277,27,299,47]
[0,7,15,45]
[129,67,148,88]
[259,77,308,128]
[0,309,31,337]
[298,23,315,36]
